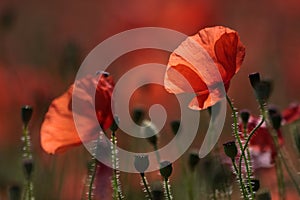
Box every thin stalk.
[164,178,172,200]
[87,156,97,200]
[111,132,122,200]
[231,159,247,199]
[140,173,153,200]
[153,144,161,164]
[226,95,248,199]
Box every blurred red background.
[0,0,300,199]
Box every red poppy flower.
[164,26,245,110]
[239,116,283,165]
[282,102,300,124]
[40,74,114,154]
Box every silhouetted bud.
[160,161,173,179]
[270,114,282,130]
[255,80,273,103]
[170,120,180,135]
[294,132,300,154]
[134,155,149,173]
[256,190,271,200]
[8,185,21,200]
[223,141,238,160]
[250,179,260,192]
[188,152,200,171]
[110,116,119,132]
[132,108,145,125]
[23,158,34,179]
[240,109,250,126]
[21,105,33,126]
[248,72,261,89]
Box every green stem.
[153,144,161,165]
[259,105,286,199]
[231,159,247,199]
[164,178,172,200]
[226,95,248,199]
[140,173,153,200]
[88,156,97,200]
[111,132,122,200]
[243,126,254,198]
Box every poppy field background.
[1,0,300,199]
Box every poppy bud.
[23,158,34,179]
[151,182,163,200]
[96,71,110,77]
[8,185,21,200]
[132,108,145,125]
[134,155,149,173]
[240,109,250,126]
[160,161,173,179]
[255,80,273,103]
[21,105,33,126]
[110,116,119,132]
[170,120,180,135]
[223,141,238,160]
[294,132,300,154]
[256,190,271,200]
[0,7,15,31]
[248,72,261,89]
[188,152,200,171]
[270,113,282,130]
[247,179,260,192]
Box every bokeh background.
[1,0,300,199]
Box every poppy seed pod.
[21,105,33,126]
[134,155,149,173]
[188,152,200,171]
[223,141,238,160]
[23,158,34,179]
[160,161,173,179]
[240,109,250,126]
[170,120,180,135]
[248,72,261,89]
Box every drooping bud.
[21,105,33,126]
[170,120,180,135]
[223,141,238,160]
[256,190,271,200]
[159,161,173,179]
[188,152,200,171]
[134,155,149,174]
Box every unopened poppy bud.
[255,80,273,103]
[170,120,180,135]
[132,108,145,125]
[23,158,34,179]
[134,155,149,173]
[270,113,282,130]
[160,161,173,179]
[223,141,238,160]
[21,105,33,126]
[256,190,271,200]
[188,152,200,171]
[8,185,21,200]
[110,116,119,132]
[240,109,250,126]
[96,71,110,77]
[250,179,260,192]
[151,182,164,200]
[294,132,300,154]
[248,72,261,89]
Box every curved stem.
[231,159,247,199]
[226,95,248,199]
[88,156,97,200]
[140,173,153,200]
